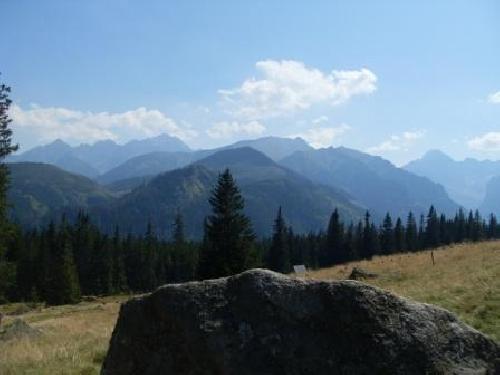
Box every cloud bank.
[468,132,500,151]
[206,120,266,139]
[291,123,351,149]
[219,60,377,119]
[487,91,500,104]
[367,130,426,154]
[10,104,197,145]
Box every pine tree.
[405,212,418,251]
[171,213,197,282]
[111,227,128,292]
[343,223,357,261]
[488,214,498,239]
[46,222,81,305]
[140,220,158,291]
[199,169,255,279]
[393,217,404,252]
[380,212,394,255]
[322,208,345,265]
[268,207,290,273]
[425,206,440,248]
[361,211,376,259]
[0,77,19,303]
[172,212,186,245]
[439,214,450,245]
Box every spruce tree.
[323,208,345,265]
[380,212,394,255]
[172,212,186,245]
[199,169,255,279]
[425,205,440,248]
[0,77,19,302]
[268,207,290,273]
[393,217,404,252]
[361,211,376,259]
[46,222,81,305]
[405,212,418,251]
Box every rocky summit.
[102,269,499,375]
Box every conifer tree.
[172,212,186,245]
[405,212,417,251]
[380,212,394,255]
[323,208,345,265]
[268,207,290,273]
[439,214,450,245]
[455,208,466,243]
[361,211,376,259]
[111,227,128,292]
[344,223,357,261]
[425,206,440,248]
[488,214,498,238]
[199,169,255,279]
[393,217,404,252]
[0,77,19,302]
[46,222,81,305]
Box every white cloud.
[206,120,266,139]
[312,116,329,125]
[467,132,500,151]
[219,60,377,119]
[10,104,197,144]
[487,91,500,104]
[291,123,351,149]
[368,130,425,154]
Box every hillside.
[6,162,114,228]
[224,136,312,160]
[98,136,311,183]
[0,241,498,374]
[93,148,364,237]
[97,151,198,183]
[309,241,500,342]
[280,147,458,219]
[481,176,500,216]
[405,150,500,209]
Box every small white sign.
[293,264,306,275]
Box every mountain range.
[9,134,499,238]
[280,147,458,219]
[8,134,190,177]
[404,150,500,210]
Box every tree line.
[1,168,499,305]
[1,77,500,305]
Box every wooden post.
[431,251,435,266]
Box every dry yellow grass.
[0,296,128,375]
[0,241,498,373]
[308,241,500,341]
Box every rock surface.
[102,269,500,375]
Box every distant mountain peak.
[197,147,276,170]
[50,138,70,147]
[228,136,312,160]
[422,149,453,161]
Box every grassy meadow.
[0,241,499,374]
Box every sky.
[2,0,500,165]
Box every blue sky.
[2,0,500,165]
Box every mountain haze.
[281,147,458,219]
[92,148,364,238]
[9,133,190,175]
[405,150,500,209]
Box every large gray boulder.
[102,269,499,374]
